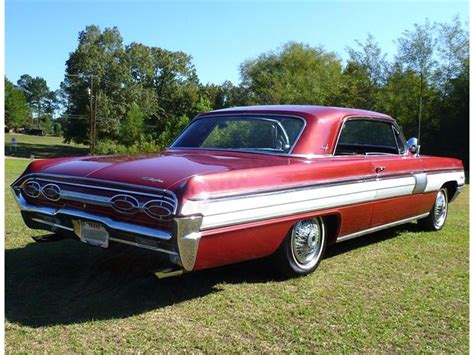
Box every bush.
[95,138,162,155]
[53,123,62,136]
[95,139,129,155]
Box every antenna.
[417,94,422,142]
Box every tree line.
[5,17,468,168]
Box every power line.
[64,73,124,87]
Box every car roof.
[197,105,395,156]
[203,105,394,122]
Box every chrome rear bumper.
[11,186,204,271]
[12,190,173,241]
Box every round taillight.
[23,181,41,198]
[42,184,61,201]
[143,200,173,220]
[110,194,140,214]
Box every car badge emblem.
[140,176,164,183]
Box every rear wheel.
[418,188,449,231]
[274,217,327,277]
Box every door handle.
[375,166,385,173]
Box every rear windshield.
[171,115,305,154]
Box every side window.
[335,120,399,155]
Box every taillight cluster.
[23,180,61,201]
[21,179,175,221]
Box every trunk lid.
[37,149,293,191]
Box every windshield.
[171,115,305,154]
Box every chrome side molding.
[336,213,430,243]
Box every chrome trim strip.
[336,213,430,243]
[60,190,110,206]
[424,168,466,175]
[31,218,74,232]
[12,187,172,241]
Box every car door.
[335,118,425,228]
[364,121,425,226]
[324,155,375,236]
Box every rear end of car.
[10,173,196,271]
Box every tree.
[5,78,32,128]
[379,64,421,137]
[16,74,56,129]
[240,42,343,105]
[61,25,203,149]
[201,81,251,109]
[436,60,469,167]
[5,77,31,129]
[62,25,127,143]
[119,103,145,146]
[396,20,437,142]
[435,16,469,95]
[339,35,388,110]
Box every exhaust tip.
[154,268,184,279]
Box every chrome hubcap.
[433,190,448,229]
[290,218,323,269]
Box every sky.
[6,0,469,92]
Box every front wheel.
[418,188,449,231]
[274,217,327,277]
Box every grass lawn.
[5,158,469,352]
[5,133,88,159]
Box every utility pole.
[94,87,97,154]
[88,75,97,155]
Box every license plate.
[80,221,109,248]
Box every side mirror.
[407,137,420,156]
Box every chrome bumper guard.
[11,187,203,271]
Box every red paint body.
[15,105,464,271]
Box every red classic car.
[11,105,465,277]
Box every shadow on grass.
[6,223,418,327]
[324,222,421,259]
[5,142,88,159]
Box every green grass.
[5,158,469,352]
[5,133,88,159]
